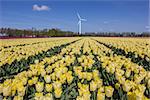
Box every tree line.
[0,27,150,37]
[0,28,76,37]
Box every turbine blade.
[77,13,81,19]
[81,19,87,21]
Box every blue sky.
[0,0,149,32]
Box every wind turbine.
[77,13,87,34]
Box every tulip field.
[0,37,150,100]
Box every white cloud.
[33,4,50,11]
[146,25,150,28]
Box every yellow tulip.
[137,84,146,94]
[95,78,103,88]
[106,67,110,73]
[78,72,83,79]
[13,96,23,100]
[34,59,39,64]
[118,76,125,84]
[115,83,120,90]
[32,77,38,84]
[76,96,84,100]
[127,92,135,100]
[59,74,66,83]
[90,81,97,91]
[97,92,105,100]
[134,74,142,84]
[0,83,3,93]
[82,72,87,79]
[105,86,114,97]
[4,79,11,86]
[125,70,131,78]
[45,84,53,92]
[147,79,150,88]
[27,70,32,77]
[62,67,68,74]
[52,81,62,89]
[93,70,99,78]
[98,87,105,93]
[41,69,46,77]
[45,93,53,100]
[36,82,44,92]
[3,85,11,96]
[11,90,16,96]
[134,68,139,74]
[56,71,62,78]
[82,92,91,100]
[54,88,62,98]
[67,75,73,84]
[86,73,92,81]
[17,86,26,96]
[28,79,34,86]
[51,73,56,81]
[32,69,38,76]
[122,80,132,92]
[35,92,43,97]
[46,66,53,74]
[44,75,51,83]
[134,90,144,100]
[35,92,44,100]
[147,72,150,79]
[21,77,27,85]
[110,66,115,74]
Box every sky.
[0,0,149,33]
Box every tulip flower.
[44,75,51,83]
[97,92,105,100]
[105,86,114,97]
[45,84,53,92]
[36,82,44,92]
[90,81,97,91]
[54,88,62,98]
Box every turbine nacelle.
[77,13,87,21]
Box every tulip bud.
[105,86,114,97]
[90,81,97,91]
[54,88,62,98]
[45,84,53,92]
[44,75,51,83]
[36,82,44,92]
[97,92,105,100]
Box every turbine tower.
[77,13,86,34]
